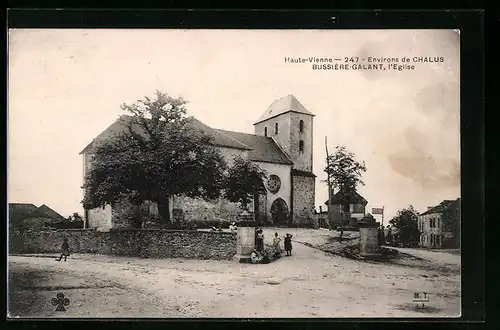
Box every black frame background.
[4,7,487,329]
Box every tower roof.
[254,94,315,125]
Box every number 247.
[344,57,359,63]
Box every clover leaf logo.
[51,292,70,312]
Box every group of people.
[211,222,238,232]
[377,225,394,246]
[250,228,294,264]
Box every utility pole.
[382,206,385,227]
[325,136,333,230]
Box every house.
[8,203,38,228]
[418,198,461,249]
[8,203,67,231]
[324,190,368,227]
[80,94,317,230]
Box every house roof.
[80,115,252,154]
[215,129,294,165]
[8,203,38,222]
[325,190,368,206]
[26,204,66,221]
[80,115,293,166]
[254,94,315,125]
[419,198,461,216]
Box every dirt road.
[384,247,460,266]
[8,229,461,318]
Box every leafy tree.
[441,201,461,248]
[82,90,227,224]
[324,145,367,237]
[224,156,267,212]
[389,205,421,247]
[72,213,83,222]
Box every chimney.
[319,206,323,213]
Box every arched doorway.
[270,198,289,226]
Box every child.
[273,232,282,256]
[56,238,70,262]
[284,233,293,256]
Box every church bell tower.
[253,94,314,172]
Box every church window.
[299,120,304,132]
[275,123,278,134]
[299,140,304,152]
[267,175,281,194]
[264,127,268,136]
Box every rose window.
[267,175,281,194]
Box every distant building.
[418,198,461,249]
[8,203,38,228]
[325,190,368,227]
[8,203,69,231]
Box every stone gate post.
[236,227,256,263]
[358,214,380,257]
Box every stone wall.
[292,175,315,224]
[9,229,237,260]
[171,195,251,224]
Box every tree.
[441,202,460,248]
[389,205,421,247]
[324,145,367,238]
[82,90,227,224]
[72,213,83,222]
[224,156,267,212]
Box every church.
[80,94,316,230]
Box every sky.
[8,29,460,220]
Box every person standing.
[378,225,385,246]
[272,232,282,256]
[254,227,260,248]
[256,229,265,252]
[386,225,393,246]
[284,233,293,256]
[56,238,70,262]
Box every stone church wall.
[216,146,248,166]
[171,195,252,224]
[111,200,159,228]
[87,204,113,230]
[254,115,291,153]
[292,175,316,225]
[289,112,314,172]
[255,161,292,221]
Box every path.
[8,230,461,318]
[384,247,461,266]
